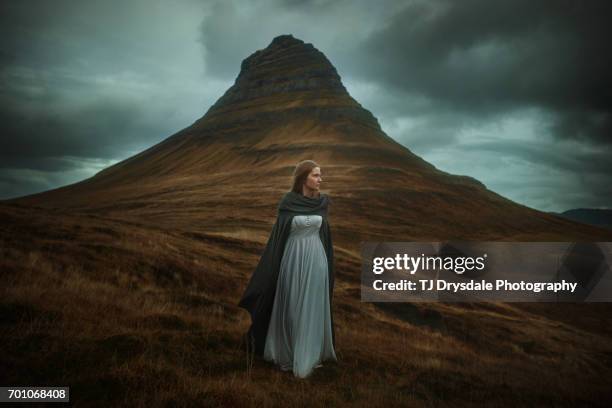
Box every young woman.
[238,160,337,378]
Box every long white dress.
[263,214,337,378]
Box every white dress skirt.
[263,214,337,378]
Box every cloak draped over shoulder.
[238,191,335,356]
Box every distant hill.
[551,208,612,230]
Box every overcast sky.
[1,0,611,212]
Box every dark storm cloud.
[350,0,612,144]
[0,61,184,170]
[0,96,169,170]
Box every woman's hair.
[291,160,320,194]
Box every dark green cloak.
[238,190,336,357]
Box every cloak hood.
[238,190,336,356]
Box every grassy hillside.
[2,202,611,407]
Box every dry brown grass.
[2,202,612,407]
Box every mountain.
[2,34,612,405]
[5,34,611,244]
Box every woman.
[238,160,337,378]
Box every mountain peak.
[204,34,355,120]
[237,33,331,80]
[269,33,302,47]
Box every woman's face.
[305,167,322,191]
